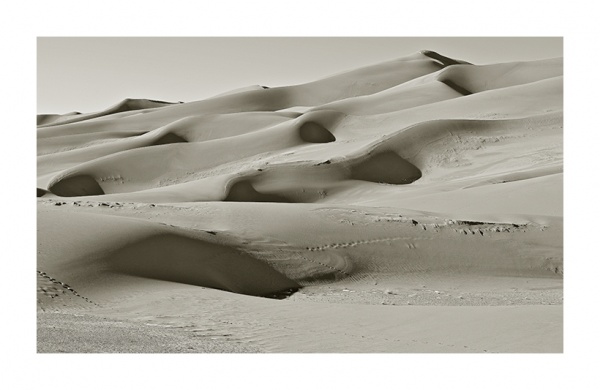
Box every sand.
[37,50,563,353]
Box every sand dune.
[37,50,563,352]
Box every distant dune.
[37,50,563,353]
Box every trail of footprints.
[293,218,539,281]
[305,235,434,252]
[37,271,99,306]
[299,254,352,278]
[47,199,128,208]
[244,245,353,279]
[304,219,534,253]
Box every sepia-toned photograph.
[36,36,563,354]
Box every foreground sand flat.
[38,288,561,353]
[37,50,563,352]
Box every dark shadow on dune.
[49,175,105,197]
[439,78,473,96]
[351,151,422,184]
[421,50,472,67]
[225,180,292,203]
[152,132,187,145]
[96,98,176,118]
[263,288,301,299]
[37,188,48,197]
[108,233,300,297]
[299,122,336,143]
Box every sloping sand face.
[37,50,563,352]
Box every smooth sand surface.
[37,50,562,352]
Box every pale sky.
[37,37,562,114]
